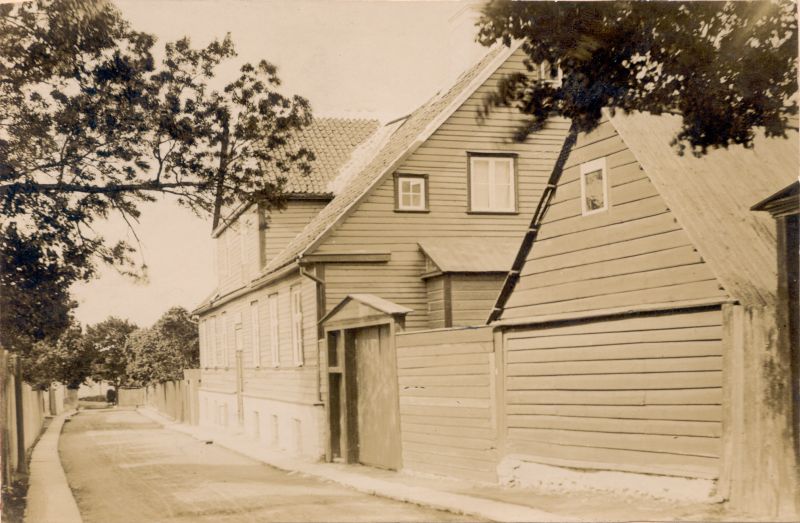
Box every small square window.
[469,155,516,213]
[580,158,609,215]
[395,174,428,211]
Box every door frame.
[321,298,408,467]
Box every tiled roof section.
[263,117,379,195]
[611,111,799,307]
[264,44,515,273]
[418,238,521,273]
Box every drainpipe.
[298,258,325,404]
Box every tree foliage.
[127,307,199,385]
[83,316,137,390]
[476,0,798,154]
[0,0,313,353]
[21,324,94,390]
[0,223,78,352]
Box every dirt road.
[59,408,475,523]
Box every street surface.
[59,409,474,522]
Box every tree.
[21,323,94,390]
[0,223,78,353]
[127,307,199,385]
[476,1,798,154]
[84,317,137,395]
[0,0,314,352]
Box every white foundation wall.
[199,390,237,430]
[241,396,324,459]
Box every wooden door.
[235,326,244,427]
[354,324,402,470]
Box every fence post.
[13,355,26,474]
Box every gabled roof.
[263,117,379,196]
[264,43,521,274]
[491,110,798,322]
[319,293,412,326]
[419,238,520,274]
[751,180,799,217]
[611,111,798,307]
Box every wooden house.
[490,110,799,516]
[193,43,572,461]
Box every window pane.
[493,160,513,211]
[471,159,491,209]
[584,169,605,211]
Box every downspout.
[298,257,325,404]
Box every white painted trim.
[580,156,609,216]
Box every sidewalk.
[137,407,740,523]
[24,410,82,523]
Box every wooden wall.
[426,276,445,329]
[502,308,724,479]
[319,48,571,330]
[262,200,328,265]
[451,274,505,327]
[501,119,727,320]
[395,326,498,482]
[199,272,321,406]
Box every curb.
[24,410,82,523]
[137,407,577,523]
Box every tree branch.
[0,181,208,195]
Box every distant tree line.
[21,307,199,397]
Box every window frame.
[467,152,518,214]
[393,173,429,212]
[580,157,610,216]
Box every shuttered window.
[250,301,261,367]
[469,155,516,212]
[290,286,304,366]
[209,316,217,367]
[268,294,280,367]
[219,312,228,368]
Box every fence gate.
[321,294,411,470]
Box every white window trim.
[290,286,304,367]
[396,175,427,211]
[268,294,280,368]
[469,155,516,213]
[580,157,609,216]
[539,60,563,85]
[250,301,261,368]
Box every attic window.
[468,154,517,213]
[580,157,609,216]
[539,60,562,84]
[394,173,428,212]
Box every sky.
[71,0,489,328]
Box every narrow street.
[58,409,474,523]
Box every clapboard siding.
[451,274,505,327]
[426,276,445,329]
[396,326,497,482]
[501,122,727,320]
[264,200,328,264]
[503,308,724,479]
[318,48,571,330]
[199,272,321,405]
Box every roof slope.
[419,238,521,273]
[264,43,518,273]
[610,111,798,307]
[263,117,379,196]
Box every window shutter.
[269,294,280,367]
[209,317,217,367]
[250,301,260,367]
[291,286,304,366]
